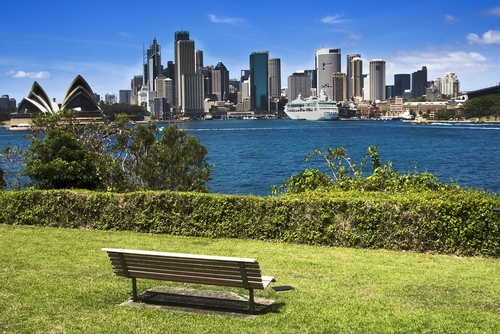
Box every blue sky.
[1,0,499,104]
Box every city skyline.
[1,0,499,103]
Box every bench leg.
[132,277,138,302]
[249,288,255,314]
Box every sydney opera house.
[10,75,106,129]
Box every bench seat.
[102,248,275,313]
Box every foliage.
[463,94,500,119]
[115,122,212,192]
[1,188,499,257]
[99,103,149,121]
[18,110,211,192]
[436,110,456,120]
[0,165,5,190]
[271,146,457,195]
[0,146,25,190]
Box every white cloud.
[321,14,347,24]
[6,70,51,79]
[444,14,458,24]
[467,30,500,45]
[486,6,500,16]
[208,14,244,25]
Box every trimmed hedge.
[1,189,499,257]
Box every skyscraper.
[315,48,341,99]
[442,72,459,97]
[268,58,281,100]
[350,57,363,99]
[346,54,360,98]
[147,38,162,91]
[369,59,386,101]
[182,73,204,116]
[174,30,195,108]
[332,73,347,102]
[412,66,427,98]
[212,61,229,101]
[288,71,312,101]
[394,74,410,97]
[250,51,269,112]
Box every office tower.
[163,78,173,105]
[250,51,269,112]
[386,85,394,99]
[155,74,166,98]
[350,57,363,99]
[0,95,16,108]
[288,71,313,101]
[442,72,459,97]
[268,58,281,100]
[315,48,341,99]
[195,50,204,72]
[198,66,213,98]
[369,59,386,101]
[346,54,360,98]
[412,66,427,98]
[175,30,195,108]
[332,73,347,102]
[147,38,162,91]
[212,62,229,101]
[119,90,131,104]
[182,73,204,116]
[394,74,410,97]
[105,93,117,104]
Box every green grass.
[1,224,500,333]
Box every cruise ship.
[284,90,339,121]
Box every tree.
[0,165,6,190]
[463,94,500,119]
[116,122,212,192]
[22,109,132,191]
[99,103,149,121]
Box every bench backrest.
[102,248,267,290]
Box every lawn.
[1,224,500,333]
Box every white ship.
[284,90,339,121]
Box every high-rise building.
[442,72,459,97]
[288,71,313,101]
[268,58,281,100]
[394,74,410,97]
[0,95,16,108]
[346,54,360,98]
[386,85,394,99]
[195,50,203,72]
[250,51,269,112]
[105,93,117,104]
[412,66,427,98]
[315,48,341,99]
[147,38,162,91]
[155,74,167,98]
[332,73,347,102]
[369,59,386,101]
[119,90,131,104]
[163,78,173,105]
[212,62,229,102]
[182,73,204,116]
[350,57,363,99]
[175,31,195,108]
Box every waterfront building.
[315,48,341,99]
[412,66,428,98]
[146,38,162,91]
[442,72,459,98]
[332,73,347,102]
[150,97,171,120]
[212,62,229,102]
[394,74,410,97]
[250,51,269,112]
[268,58,281,100]
[346,54,361,98]
[0,95,16,108]
[349,57,363,99]
[174,30,194,107]
[288,71,313,101]
[369,59,386,101]
[105,93,117,104]
[182,73,204,117]
[119,90,131,104]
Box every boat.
[284,90,339,121]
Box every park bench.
[102,248,275,313]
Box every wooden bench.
[102,248,275,313]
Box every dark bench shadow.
[120,287,283,318]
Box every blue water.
[2,120,500,196]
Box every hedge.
[1,189,499,257]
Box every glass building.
[250,51,269,112]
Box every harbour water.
[2,119,500,196]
